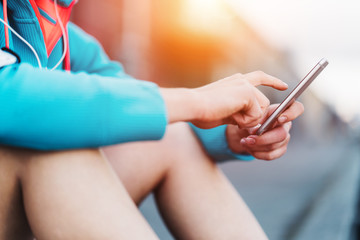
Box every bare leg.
[0,147,159,240]
[103,123,268,240]
[0,148,33,240]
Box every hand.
[161,71,288,128]
[191,72,289,129]
[227,102,304,160]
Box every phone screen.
[256,58,329,135]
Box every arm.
[0,63,167,150]
[0,24,288,151]
[68,24,292,160]
[0,65,287,151]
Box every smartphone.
[256,58,329,135]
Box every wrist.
[226,125,250,154]
[160,88,199,123]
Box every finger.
[242,122,291,146]
[232,112,262,129]
[278,101,305,123]
[264,104,280,118]
[252,146,288,161]
[245,71,288,90]
[232,99,263,128]
[241,133,290,152]
[235,89,270,128]
[254,88,270,113]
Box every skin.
[0,71,303,239]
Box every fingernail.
[278,116,287,123]
[240,138,246,145]
[245,137,256,145]
[282,82,288,88]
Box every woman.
[0,0,303,239]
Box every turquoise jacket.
[0,0,253,161]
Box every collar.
[30,0,76,56]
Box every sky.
[226,0,360,124]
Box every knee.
[162,123,214,166]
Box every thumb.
[232,100,264,129]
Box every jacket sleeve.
[0,63,167,150]
[190,124,255,162]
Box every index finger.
[245,71,288,91]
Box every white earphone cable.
[0,0,68,70]
[49,0,67,71]
[0,17,42,69]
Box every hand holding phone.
[256,58,329,135]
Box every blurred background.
[72,0,360,239]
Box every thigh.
[0,146,33,240]
[1,146,159,240]
[21,148,159,240]
[102,122,206,204]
